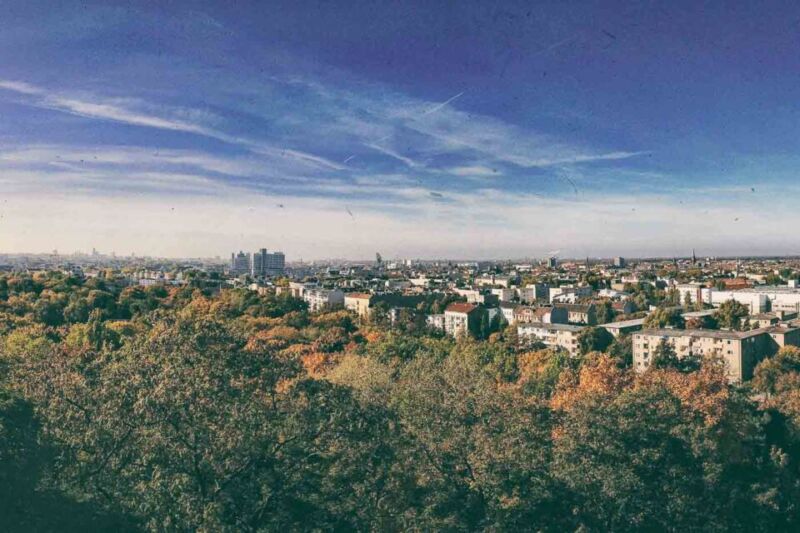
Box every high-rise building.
[230,251,251,275]
[249,248,286,277]
[613,256,626,268]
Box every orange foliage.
[550,354,631,412]
[635,364,731,426]
[301,351,341,378]
[517,350,552,380]
[363,330,384,344]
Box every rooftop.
[345,292,371,300]
[602,318,646,329]
[635,327,787,340]
[518,322,585,332]
[445,302,478,314]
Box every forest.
[2,271,800,532]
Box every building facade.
[632,326,800,382]
[303,288,345,312]
[444,302,480,337]
[251,248,286,277]
[517,322,585,356]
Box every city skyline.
[2,1,800,259]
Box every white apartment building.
[549,285,593,304]
[277,281,317,299]
[490,287,515,302]
[344,293,373,318]
[475,274,512,288]
[444,302,479,337]
[676,283,704,305]
[499,302,518,324]
[303,288,345,312]
[517,322,585,356]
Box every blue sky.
[1,0,800,259]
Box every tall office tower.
[264,251,285,276]
[230,251,251,275]
[248,248,286,277]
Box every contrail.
[419,91,464,117]
[359,90,465,169]
[542,36,576,53]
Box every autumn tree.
[643,307,685,329]
[10,316,410,531]
[714,299,750,330]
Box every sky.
[1,0,800,260]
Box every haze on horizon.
[2,1,800,260]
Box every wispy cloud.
[363,142,420,168]
[448,165,498,177]
[0,79,346,172]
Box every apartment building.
[676,283,704,305]
[276,281,316,298]
[632,326,800,382]
[303,288,345,312]
[499,302,518,324]
[549,285,593,304]
[444,302,480,338]
[490,287,515,302]
[560,303,597,325]
[517,322,585,356]
[475,274,512,288]
[251,248,285,277]
[344,293,373,318]
[514,305,568,325]
[517,283,549,303]
[230,251,250,275]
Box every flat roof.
[602,318,645,329]
[518,322,585,332]
[635,327,775,340]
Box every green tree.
[650,338,700,372]
[15,316,409,531]
[643,307,685,329]
[607,334,633,367]
[595,300,616,324]
[577,326,614,355]
[714,299,749,330]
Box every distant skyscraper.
[233,248,285,277]
[613,256,626,268]
[230,251,251,275]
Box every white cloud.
[0,79,346,173]
[448,165,498,177]
[0,80,44,95]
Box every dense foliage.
[2,271,800,531]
